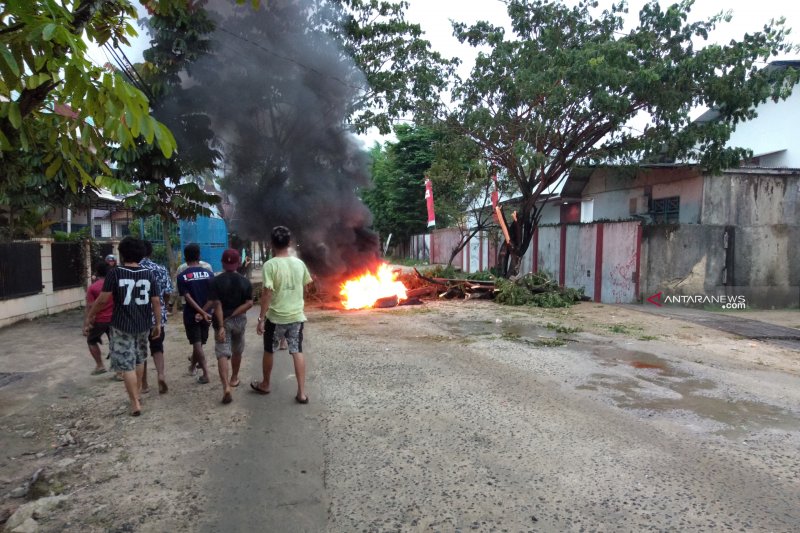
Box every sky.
[88,0,800,146]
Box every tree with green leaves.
[0,0,177,210]
[427,129,498,268]
[363,125,437,245]
[336,0,458,133]
[112,1,221,274]
[363,123,493,263]
[450,0,799,275]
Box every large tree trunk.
[502,201,539,277]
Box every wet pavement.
[1,302,799,531]
[626,304,800,350]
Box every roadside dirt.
[0,299,797,531]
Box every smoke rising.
[176,0,381,279]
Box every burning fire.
[340,263,408,310]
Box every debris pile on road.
[402,268,585,308]
[495,271,585,307]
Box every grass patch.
[533,338,568,347]
[501,331,568,347]
[608,324,643,335]
[637,335,659,341]
[545,322,581,334]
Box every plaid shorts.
[109,327,149,372]
[214,315,247,359]
[264,320,304,354]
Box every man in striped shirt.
[84,237,161,416]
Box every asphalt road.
[191,302,800,532]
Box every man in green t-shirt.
[252,226,313,403]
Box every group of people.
[82,226,313,415]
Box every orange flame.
[340,263,407,310]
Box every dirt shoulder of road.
[0,300,797,531]
[707,309,800,329]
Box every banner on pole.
[424,177,436,228]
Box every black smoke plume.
[179,0,381,279]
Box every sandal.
[250,381,270,395]
[91,368,107,375]
[295,395,309,404]
[197,376,210,385]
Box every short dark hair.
[271,226,291,250]
[184,243,201,262]
[118,236,146,263]
[94,261,109,277]
[143,239,153,257]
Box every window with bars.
[651,196,680,223]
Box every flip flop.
[250,381,270,395]
[222,392,233,404]
[91,368,107,375]
[197,376,210,384]
[131,410,141,417]
[229,379,240,388]
[158,379,168,394]
[295,395,309,404]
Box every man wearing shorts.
[208,249,253,404]
[253,226,313,404]
[85,261,113,375]
[84,237,161,416]
[140,240,173,394]
[176,244,214,385]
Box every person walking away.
[208,249,253,404]
[139,240,173,394]
[85,261,113,375]
[84,237,161,416]
[253,226,313,403]
[176,244,214,385]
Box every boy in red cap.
[207,248,253,404]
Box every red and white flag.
[424,177,436,228]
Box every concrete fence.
[407,219,797,307]
[0,239,118,328]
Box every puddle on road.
[580,347,800,438]
[440,319,559,342]
[590,346,691,378]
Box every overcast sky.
[89,0,800,145]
